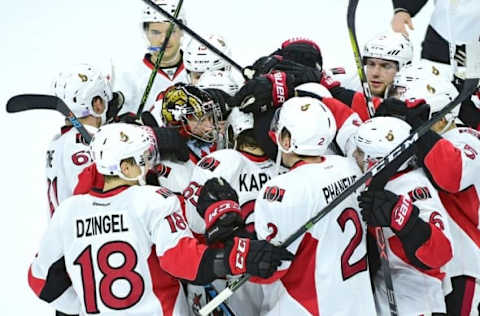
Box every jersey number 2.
[337,208,368,281]
[74,241,145,313]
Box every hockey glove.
[358,189,419,237]
[232,72,294,114]
[148,123,190,162]
[197,177,244,244]
[224,237,294,278]
[276,38,323,69]
[243,55,284,79]
[204,88,232,119]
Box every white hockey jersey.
[184,149,276,235]
[423,127,480,281]
[45,125,97,217]
[183,149,276,316]
[114,54,189,116]
[154,159,195,194]
[28,184,210,315]
[254,156,376,316]
[374,168,453,316]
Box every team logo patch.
[385,131,395,142]
[120,131,129,142]
[301,103,310,111]
[263,186,286,202]
[78,73,88,82]
[407,186,432,202]
[198,156,220,171]
[155,187,173,198]
[426,84,436,94]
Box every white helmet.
[142,0,186,24]
[197,70,240,96]
[363,31,413,70]
[183,34,232,73]
[387,63,459,133]
[355,117,411,172]
[52,63,112,124]
[271,96,336,156]
[294,82,332,99]
[226,107,254,148]
[90,123,157,185]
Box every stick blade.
[6,94,60,113]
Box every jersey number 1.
[74,241,145,313]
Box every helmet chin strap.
[118,165,148,186]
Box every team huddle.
[22,0,480,315]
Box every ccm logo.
[206,201,237,223]
[235,238,248,269]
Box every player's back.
[56,185,189,315]
[254,155,375,316]
[45,126,95,217]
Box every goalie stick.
[137,0,184,117]
[347,0,397,314]
[7,94,92,143]
[140,0,245,77]
[347,0,376,119]
[199,78,479,316]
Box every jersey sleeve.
[322,97,362,156]
[146,190,208,281]
[418,129,480,192]
[28,203,82,314]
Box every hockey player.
[230,96,375,315]
[46,63,112,217]
[28,123,293,315]
[114,0,189,116]
[183,34,233,84]
[354,116,453,315]
[385,64,480,315]
[181,108,275,315]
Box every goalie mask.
[354,117,412,173]
[90,123,157,185]
[386,63,459,134]
[161,83,222,143]
[52,63,112,124]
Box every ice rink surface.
[0,0,433,314]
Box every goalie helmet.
[183,34,232,73]
[354,116,411,172]
[161,83,222,143]
[387,63,460,133]
[52,63,112,124]
[197,70,240,96]
[90,123,156,184]
[270,96,336,156]
[142,0,186,25]
[363,31,413,70]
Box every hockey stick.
[199,78,479,316]
[137,0,184,117]
[347,0,376,118]
[347,0,397,314]
[6,94,92,143]
[140,0,245,77]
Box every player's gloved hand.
[197,177,244,244]
[106,91,125,123]
[232,72,294,114]
[243,55,284,79]
[224,237,294,278]
[275,38,323,69]
[358,189,419,237]
[205,88,232,119]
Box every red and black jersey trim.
[60,125,74,135]
[38,257,72,302]
[143,53,185,81]
[239,151,269,162]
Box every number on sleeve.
[165,213,187,233]
[72,150,91,166]
[182,181,202,207]
[337,208,368,280]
